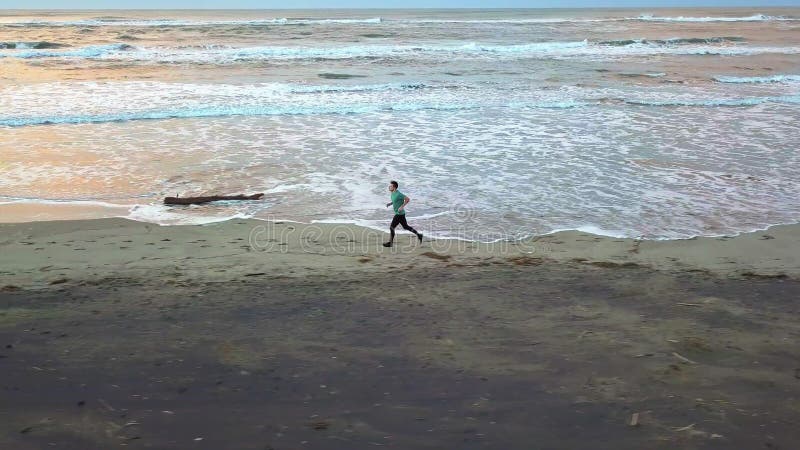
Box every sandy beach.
[2,7,800,448]
[1,218,799,286]
[1,218,799,449]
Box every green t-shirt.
[391,190,406,215]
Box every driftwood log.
[164,193,265,205]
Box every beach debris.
[578,330,594,339]
[310,420,330,430]
[673,424,724,439]
[98,398,116,411]
[794,368,800,380]
[164,193,264,206]
[675,302,702,307]
[672,352,698,365]
[507,256,543,266]
[588,261,641,269]
[629,412,640,427]
[420,252,451,261]
[740,271,788,279]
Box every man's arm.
[398,196,410,212]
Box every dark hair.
[390,180,398,188]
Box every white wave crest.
[0,17,383,27]
[4,39,799,63]
[714,74,800,83]
[633,13,794,22]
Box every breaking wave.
[714,74,800,83]
[3,94,799,127]
[632,14,795,22]
[0,43,132,58]
[404,14,797,24]
[3,39,799,62]
[624,95,800,107]
[0,17,383,27]
[600,36,745,46]
[3,14,796,27]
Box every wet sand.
[1,219,800,449]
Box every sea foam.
[0,17,383,27]
[632,14,794,22]
[3,94,798,128]
[3,40,799,62]
[714,75,800,84]
[0,43,131,58]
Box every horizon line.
[2,5,799,10]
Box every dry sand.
[1,218,798,287]
[1,218,799,449]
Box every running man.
[383,180,423,248]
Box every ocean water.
[1,8,799,240]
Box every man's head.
[389,180,398,192]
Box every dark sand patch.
[1,263,799,449]
[587,261,643,269]
[317,73,368,80]
[507,256,543,266]
[359,33,396,38]
[420,251,451,261]
[740,271,788,279]
[0,41,67,49]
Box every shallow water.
[1,8,799,239]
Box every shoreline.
[1,217,798,290]
[2,197,799,242]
